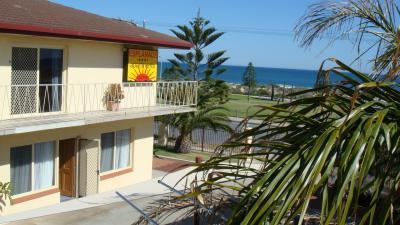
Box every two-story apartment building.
[0,0,196,215]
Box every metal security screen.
[79,139,99,197]
[11,47,38,115]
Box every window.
[100,129,131,173]
[10,145,32,195]
[34,142,55,190]
[10,141,55,195]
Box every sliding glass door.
[39,49,63,112]
[11,47,63,114]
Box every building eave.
[0,22,193,49]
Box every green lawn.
[216,94,277,117]
[154,147,213,162]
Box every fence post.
[166,124,170,147]
[201,127,205,152]
[270,83,275,102]
[245,127,253,162]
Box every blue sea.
[158,62,344,88]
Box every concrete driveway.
[6,195,163,225]
[0,160,196,225]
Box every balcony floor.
[0,105,195,136]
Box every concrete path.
[4,195,168,225]
[0,167,196,225]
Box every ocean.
[158,62,344,88]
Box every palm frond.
[139,60,400,225]
[295,0,400,80]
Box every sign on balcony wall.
[127,49,158,82]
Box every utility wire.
[143,21,375,42]
[146,21,294,37]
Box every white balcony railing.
[0,81,197,121]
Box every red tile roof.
[0,0,193,49]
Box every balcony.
[0,81,197,135]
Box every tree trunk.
[174,133,192,153]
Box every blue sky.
[52,0,370,71]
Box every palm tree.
[172,106,232,153]
[137,59,400,225]
[295,0,400,80]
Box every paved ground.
[153,156,192,173]
[0,157,196,225]
[6,194,198,225]
[6,195,162,225]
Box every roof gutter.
[0,22,193,49]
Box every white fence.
[0,81,197,121]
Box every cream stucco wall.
[0,33,124,84]
[98,118,154,193]
[0,117,154,215]
[0,33,157,119]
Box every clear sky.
[51,0,370,71]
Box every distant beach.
[158,62,344,88]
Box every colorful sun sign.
[127,49,158,82]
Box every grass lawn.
[154,146,214,162]
[216,94,277,117]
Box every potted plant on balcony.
[104,84,124,111]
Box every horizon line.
[157,61,319,71]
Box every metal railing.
[0,81,197,121]
[153,122,243,154]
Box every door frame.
[58,138,77,198]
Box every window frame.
[10,141,57,197]
[10,44,66,114]
[100,129,132,174]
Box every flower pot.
[106,101,120,111]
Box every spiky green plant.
[168,11,229,81]
[172,106,232,153]
[242,62,257,101]
[0,182,11,211]
[136,59,400,225]
[295,0,400,80]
